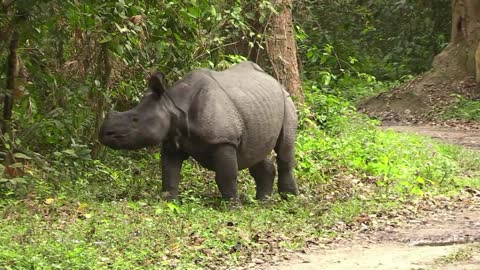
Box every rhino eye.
[132,117,139,123]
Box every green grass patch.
[441,95,480,121]
[433,244,480,267]
[296,112,480,197]
[1,97,480,268]
[1,189,407,269]
[0,196,346,269]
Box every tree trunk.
[432,0,480,80]
[266,0,303,103]
[2,30,19,135]
[90,42,111,158]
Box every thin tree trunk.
[476,42,480,83]
[266,0,304,103]
[56,38,65,68]
[90,42,111,158]
[2,30,19,135]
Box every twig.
[193,41,241,61]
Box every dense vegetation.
[1,1,478,269]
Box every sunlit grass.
[1,110,479,269]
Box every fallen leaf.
[44,198,55,205]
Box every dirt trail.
[266,123,480,270]
[381,123,480,150]
[268,201,480,270]
[273,244,477,270]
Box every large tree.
[266,0,303,103]
[435,0,480,82]
[360,0,480,121]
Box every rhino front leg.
[212,144,239,201]
[161,144,188,200]
[249,159,275,200]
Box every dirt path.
[381,123,480,150]
[273,244,478,270]
[268,199,480,270]
[265,123,480,270]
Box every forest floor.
[264,121,480,270]
[268,200,480,270]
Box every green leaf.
[13,153,32,160]
[167,203,180,214]
[10,163,24,169]
[9,178,27,185]
[210,5,217,17]
[63,149,77,157]
[99,36,112,44]
[114,23,128,33]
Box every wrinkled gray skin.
[99,61,298,201]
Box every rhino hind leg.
[274,113,299,197]
[249,159,276,200]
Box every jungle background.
[1,0,479,269]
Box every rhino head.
[99,72,173,150]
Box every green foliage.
[1,0,274,147]
[1,118,478,268]
[441,95,480,121]
[295,0,450,81]
[1,1,479,268]
[295,106,479,197]
[297,33,407,104]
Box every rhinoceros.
[99,61,298,201]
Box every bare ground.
[267,193,480,270]
[358,70,479,124]
[382,122,480,150]
[322,53,480,269]
[261,122,480,270]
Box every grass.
[433,243,480,267]
[1,109,480,269]
[0,195,373,269]
[441,95,480,121]
[296,113,480,196]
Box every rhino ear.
[148,72,167,95]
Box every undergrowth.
[1,81,479,269]
[441,95,480,121]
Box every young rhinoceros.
[99,61,298,201]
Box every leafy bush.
[295,0,450,80]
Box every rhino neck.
[164,78,205,138]
[161,90,192,140]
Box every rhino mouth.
[100,131,158,150]
[100,131,135,149]
[102,138,145,150]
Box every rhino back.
[195,62,286,168]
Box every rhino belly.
[234,96,285,169]
[229,88,285,169]
[236,133,279,169]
